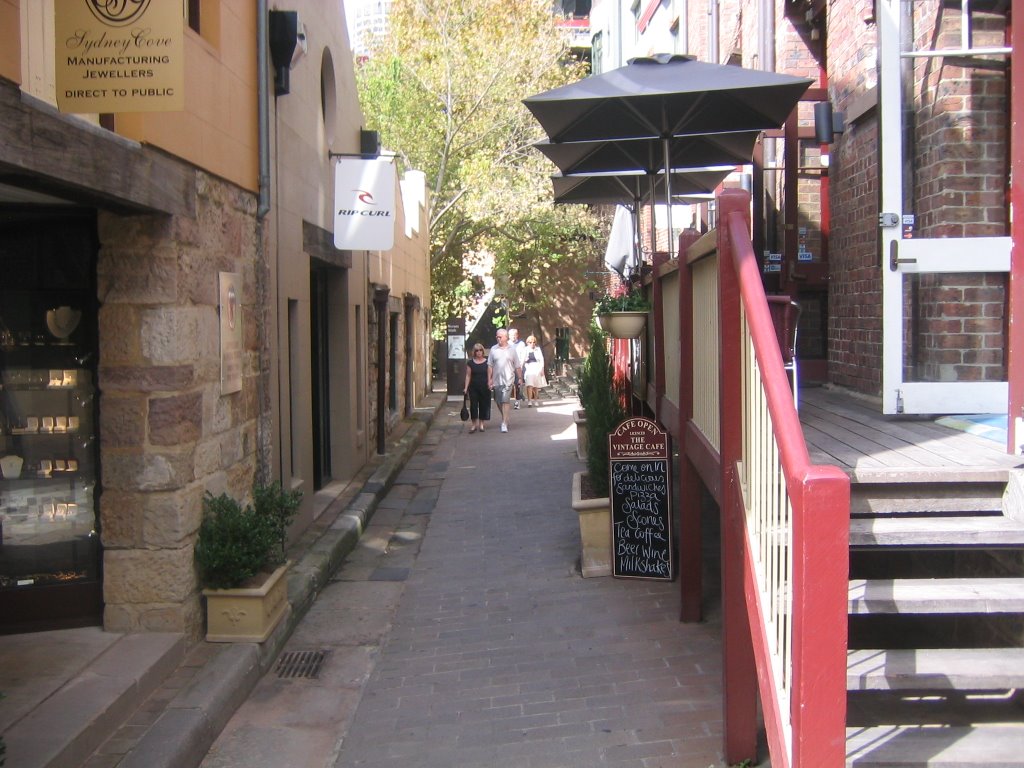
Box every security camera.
[292,22,307,68]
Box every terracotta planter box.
[573,409,588,461]
[203,561,291,642]
[597,311,646,339]
[571,471,611,578]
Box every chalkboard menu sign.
[609,417,673,580]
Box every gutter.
[257,0,270,218]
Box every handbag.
[460,396,470,421]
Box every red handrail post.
[717,189,758,763]
[790,467,850,767]
[652,250,668,413]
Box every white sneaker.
[500,423,508,433]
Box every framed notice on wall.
[219,272,242,395]
[608,417,674,581]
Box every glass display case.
[1,365,98,575]
[0,209,101,632]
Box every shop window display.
[0,210,101,632]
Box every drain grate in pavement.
[275,649,329,679]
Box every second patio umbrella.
[551,169,728,205]
[536,131,760,176]
[552,168,729,256]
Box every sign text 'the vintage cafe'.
[334,158,397,251]
[55,0,185,113]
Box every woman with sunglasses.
[463,342,491,433]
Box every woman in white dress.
[521,335,547,407]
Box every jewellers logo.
[86,0,153,27]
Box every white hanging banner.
[604,205,637,277]
[334,158,397,250]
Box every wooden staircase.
[844,470,1024,766]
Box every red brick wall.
[826,0,882,395]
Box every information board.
[608,417,673,580]
[446,318,466,397]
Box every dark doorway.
[388,312,399,413]
[310,267,331,490]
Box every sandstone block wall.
[97,170,266,637]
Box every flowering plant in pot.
[594,283,651,338]
[196,481,301,641]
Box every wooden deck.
[799,386,1024,481]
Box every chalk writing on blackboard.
[609,418,673,580]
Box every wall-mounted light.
[814,101,846,144]
[269,10,299,96]
[360,129,381,158]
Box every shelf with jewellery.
[1,297,100,597]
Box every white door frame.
[878,0,1010,415]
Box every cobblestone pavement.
[202,395,727,768]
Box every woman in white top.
[521,335,547,407]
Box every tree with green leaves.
[355,0,606,334]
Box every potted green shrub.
[573,337,596,461]
[196,481,301,642]
[570,324,624,577]
[594,285,651,339]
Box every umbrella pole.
[648,173,657,261]
[633,179,643,272]
[662,136,674,259]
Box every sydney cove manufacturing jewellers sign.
[55,0,185,113]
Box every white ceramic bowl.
[46,306,82,339]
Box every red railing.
[646,190,851,767]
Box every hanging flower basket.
[597,311,647,339]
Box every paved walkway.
[202,394,727,768]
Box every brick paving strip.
[329,402,727,768]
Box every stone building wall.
[96,170,266,637]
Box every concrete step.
[850,483,1004,516]
[847,724,1024,766]
[2,632,185,768]
[849,515,1024,548]
[848,647,1024,690]
[847,467,1014,485]
[849,577,1024,614]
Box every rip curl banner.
[334,158,397,251]
[55,0,185,113]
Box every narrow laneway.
[202,392,726,768]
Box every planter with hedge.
[570,324,624,577]
[196,482,301,642]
